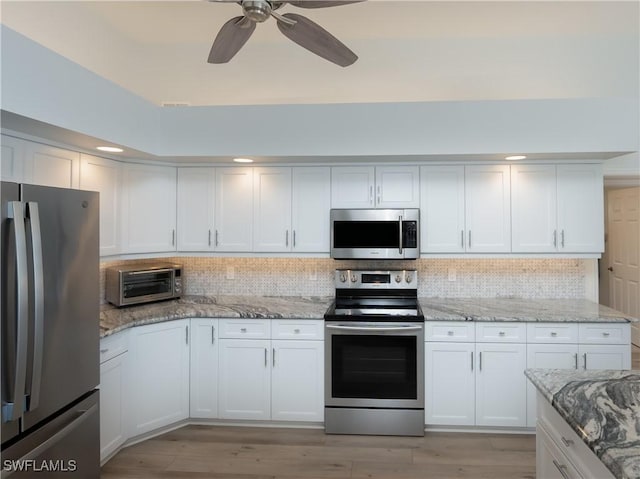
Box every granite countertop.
[418,298,637,323]
[526,369,640,479]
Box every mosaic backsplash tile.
[100,257,588,303]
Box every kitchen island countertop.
[526,368,640,479]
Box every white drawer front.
[272,320,324,340]
[476,323,526,342]
[578,323,630,344]
[100,330,128,364]
[527,323,579,344]
[425,321,475,342]
[219,319,271,339]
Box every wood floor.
[101,426,536,479]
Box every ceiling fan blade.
[208,16,256,64]
[276,13,357,67]
[287,1,365,8]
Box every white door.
[420,165,465,253]
[475,343,526,427]
[1,134,25,182]
[80,154,121,256]
[291,167,331,252]
[271,340,324,422]
[464,165,511,253]
[557,164,604,252]
[425,342,475,426]
[215,167,253,251]
[177,167,215,251]
[606,187,640,346]
[23,141,80,188]
[580,344,631,370]
[99,352,128,462]
[189,319,219,419]
[525,343,579,427]
[375,166,420,208]
[511,164,558,252]
[218,339,271,420]
[120,163,177,253]
[253,167,292,252]
[331,166,375,208]
[130,320,190,437]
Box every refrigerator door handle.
[3,201,29,422]
[26,202,44,411]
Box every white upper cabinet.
[253,167,292,252]
[177,167,215,251]
[215,167,253,252]
[511,163,604,253]
[464,165,511,253]
[1,135,25,182]
[291,167,331,252]
[23,141,80,189]
[121,163,177,253]
[80,154,121,256]
[420,165,466,253]
[331,166,419,209]
[556,164,604,252]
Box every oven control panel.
[335,270,417,289]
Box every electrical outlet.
[309,270,317,281]
[226,266,235,280]
[448,268,457,282]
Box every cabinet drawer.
[219,319,271,339]
[100,331,128,364]
[527,323,579,344]
[578,323,630,344]
[425,321,475,342]
[476,323,526,342]
[272,320,324,340]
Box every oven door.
[121,269,175,305]
[325,322,424,409]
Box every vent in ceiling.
[161,101,191,107]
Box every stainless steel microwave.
[106,263,183,307]
[330,209,420,260]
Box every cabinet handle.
[471,351,474,371]
[369,185,374,205]
[461,230,464,249]
[574,353,578,369]
[172,229,175,246]
[552,460,571,479]
[293,230,296,248]
[215,230,219,247]
[211,326,215,345]
[100,348,109,354]
[583,353,587,369]
[273,348,276,367]
[550,331,557,337]
[553,230,557,248]
[285,230,289,247]
[241,328,247,333]
[377,185,381,205]
[447,331,454,336]
[294,328,300,334]
[185,325,189,345]
[561,229,565,248]
[479,351,482,371]
[603,332,610,337]
[560,436,574,447]
[264,348,268,367]
[468,230,472,248]
[498,331,505,337]
[208,229,212,247]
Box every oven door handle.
[326,325,422,332]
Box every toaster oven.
[106,263,183,307]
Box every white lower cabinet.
[537,422,583,479]
[189,318,219,418]
[129,320,190,437]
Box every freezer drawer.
[1,390,99,478]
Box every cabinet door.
[23,142,80,188]
[190,319,219,419]
[420,165,465,253]
[557,164,604,253]
[177,167,215,251]
[271,340,324,422]
[218,339,271,420]
[292,167,331,252]
[511,164,558,253]
[536,423,583,479]
[375,166,420,208]
[425,342,475,426]
[475,343,526,427]
[215,167,253,251]
[99,352,128,463]
[121,163,177,253]
[331,166,375,208]
[130,320,189,437]
[253,167,292,252]
[526,344,579,427]
[580,344,631,370]
[80,154,121,256]
[1,135,25,182]
[465,165,511,253]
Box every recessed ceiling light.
[233,157,254,163]
[505,155,526,160]
[96,146,124,153]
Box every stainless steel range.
[324,269,424,436]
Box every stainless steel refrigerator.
[1,182,100,478]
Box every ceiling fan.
[207,0,364,67]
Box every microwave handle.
[398,215,403,255]
[126,268,175,275]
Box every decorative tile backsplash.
[100,257,588,303]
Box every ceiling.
[1,0,638,108]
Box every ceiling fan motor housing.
[242,0,273,22]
